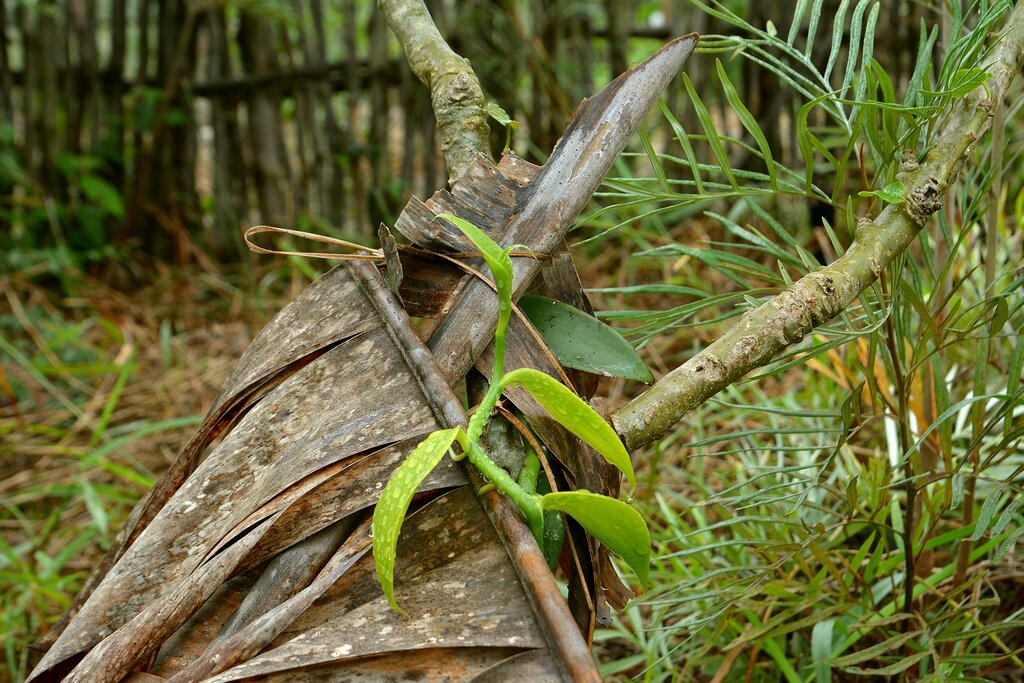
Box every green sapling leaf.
[534,464,565,570]
[486,103,518,153]
[541,507,565,571]
[501,367,636,489]
[373,427,460,615]
[541,490,650,589]
[486,102,518,128]
[436,213,514,376]
[436,213,512,291]
[858,181,904,205]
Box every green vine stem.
[517,449,541,494]
[455,430,544,540]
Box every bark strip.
[612,3,1024,451]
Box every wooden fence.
[0,0,923,263]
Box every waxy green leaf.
[858,181,904,205]
[486,102,518,128]
[519,294,653,382]
[436,213,514,370]
[501,367,636,489]
[436,213,512,294]
[541,490,650,589]
[373,428,459,615]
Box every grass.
[574,3,1024,677]
[584,185,1024,680]
[0,262,311,681]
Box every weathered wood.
[395,153,533,254]
[213,517,356,643]
[184,490,546,682]
[218,647,524,682]
[238,10,290,227]
[34,262,593,682]
[64,514,282,683]
[472,649,564,681]
[162,518,373,682]
[40,325,440,667]
[46,266,381,648]
[33,265,446,680]
[239,438,465,573]
[422,35,698,382]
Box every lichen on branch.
[376,0,492,185]
[612,3,1024,452]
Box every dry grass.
[0,261,308,679]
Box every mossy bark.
[376,0,492,185]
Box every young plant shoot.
[372,214,651,614]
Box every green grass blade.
[812,619,835,682]
[660,99,706,195]
[715,59,778,190]
[682,73,739,190]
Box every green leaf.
[501,368,635,489]
[373,428,459,615]
[970,486,1004,541]
[535,472,565,570]
[518,294,653,382]
[995,525,1024,561]
[716,59,778,190]
[78,175,125,218]
[682,73,739,190]
[437,213,514,369]
[992,495,1021,536]
[831,630,923,666]
[924,67,991,98]
[659,99,705,194]
[988,296,1009,335]
[933,619,1024,643]
[839,651,929,676]
[858,181,904,204]
[541,490,650,588]
[78,479,109,535]
[436,213,512,289]
[487,102,518,128]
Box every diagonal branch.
[376,0,492,185]
[612,3,1024,452]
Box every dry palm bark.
[29,33,698,683]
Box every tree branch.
[376,0,492,185]
[612,3,1024,452]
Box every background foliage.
[2,0,1023,681]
